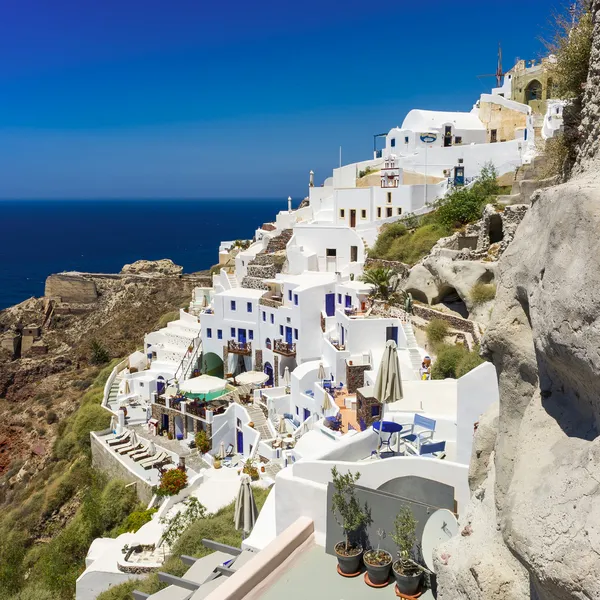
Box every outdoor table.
[372,420,403,453]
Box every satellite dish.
[421,509,459,573]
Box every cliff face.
[436,5,600,599]
[0,264,209,483]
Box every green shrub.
[112,508,157,536]
[45,411,58,425]
[426,319,450,347]
[470,283,496,305]
[100,480,138,531]
[0,533,27,594]
[157,468,188,497]
[156,310,179,329]
[89,339,110,365]
[195,430,211,454]
[456,351,485,378]
[53,431,77,461]
[72,404,111,448]
[431,344,467,380]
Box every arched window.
[265,337,272,350]
[525,80,543,104]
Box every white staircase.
[403,321,423,377]
[226,272,240,289]
[107,373,123,406]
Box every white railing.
[102,359,128,409]
[294,413,320,439]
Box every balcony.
[227,339,252,355]
[273,339,296,357]
[259,295,283,309]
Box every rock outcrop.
[120,259,183,276]
[45,274,98,303]
[437,6,600,596]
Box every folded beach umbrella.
[235,474,258,538]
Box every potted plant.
[331,467,369,576]
[363,528,392,586]
[213,458,222,469]
[391,506,423,595]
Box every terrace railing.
[273,339,296,357]
[227,340,252,355]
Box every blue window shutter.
[249,330,254,340]
[294,328,298,340]
[270,313,274,324]
[247,302,252,312]
[231,300,236,310]
[294,294,298,305]
[217,329,222,339]
[288,290,292,301]
[231,328,236,337]
[207,328,212,338]
[262,311,266,321]
[337,294,342,304]
[279,325,283,335]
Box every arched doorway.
[174,415,184,440]
[156,376,165,396]
[264,362,274,386]
[488,214,504,244]
[525,80,542,105]
[405,288,429,305]
[202,352,224,378]
[279,356,297,377]
[434,286,469,318]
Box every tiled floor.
[333,390,360,433]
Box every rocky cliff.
[436,5,600,599]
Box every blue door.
[157,377,165,395]
[341,326,345,346]
[238,329,246,344]
[325,293,335,317]
[285,326,293,345]
[161,413,169,433]
[264,362,274,386]
[303,408,311,422]
[386,326,398,344]
[236,429,244,454]
[345,295,352,308]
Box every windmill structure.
[477,43,506,88]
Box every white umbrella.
[278,416,287,435]
[283,366,291,387]
[110,415,117,432]
[179,375,227,397]
[148,440,156,456]
[235,474,258,538]
[129,430,139,447]
[317,362,326,383]
[322,389,330,414]
[235,371,269,386]
[373,340,403,454]
[219,440,225,459]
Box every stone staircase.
[244,403,272,441]
[242,252,285,290]
[403,321,423,376]
[265,229,293,253]
[107,374,122,406]
[226,272,240,289]
[500,155,554,206]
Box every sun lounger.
[117,442,143,455]
[107,432,131,447]
[130,443,150,460]
[138,452,162,468]
[131,448,153,461]
[141,452,169,470]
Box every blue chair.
[406,440,446,458]
[322,379,332,390]
[400,414,436,447]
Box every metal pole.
[339,146,342,168]
[424,143,428,205]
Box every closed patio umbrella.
[317,362,326,383]
[124,380,130,395]
[283,366,291,387]
[373,340,403,454]
[148,440,156,456]
[322,389,330,414]
[235,474,258,538]
[278,415,287,435]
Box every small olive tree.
[391,506,419,574]
[331,467,369,552]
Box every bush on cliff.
[469,282,497,305]
[89,339,110,365]
[426,319,450,347]
[431,344,485,380]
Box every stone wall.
[413,304,482,344]
[346,363,371,394]
[91,433,153,504]
[241,276,269,291]
[45,274,98,303]
[254,349,263,372]
[356,387,378,429]
[265,229,293,253]
[364,258,409,279]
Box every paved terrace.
[259,544,435,600]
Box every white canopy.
[235,371,269,386]
[179,375,227,395]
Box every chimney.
[288,196,292,212]
[309,170,314,187]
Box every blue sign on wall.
[420,133,437,143]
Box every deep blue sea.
[0,199,285,310]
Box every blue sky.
[0,0,559,199]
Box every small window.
[390,138,396,147]
[266,337,272,349]
[140,382,144,388]
[249,330,254,340]
[247,302,252,313]
[404,136,409,144]
[262,311,266,322]
[207,328,212,338]
[387,192,392,204]
[294,328,298,340]
[217,329,222,339]
[296,406,299,415]
[377,207,382,218]
[386,207,393,218]
[340,209,345,218]
[490,129,497,143]
[361,209,366,219]
[294,294,299,306]
[397,207,402,215]
[231,327,236,337]
[338,294,342,304]
[231,300,236,310]
[237,418,242,428]
[371,404,381,417]
[288,290,292,301]
[350,246,358,262]
[279,325,284,335]
[326,248,336,257]
[270,313,274,324]
[455,136,462,144]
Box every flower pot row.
[334,543,422,593]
